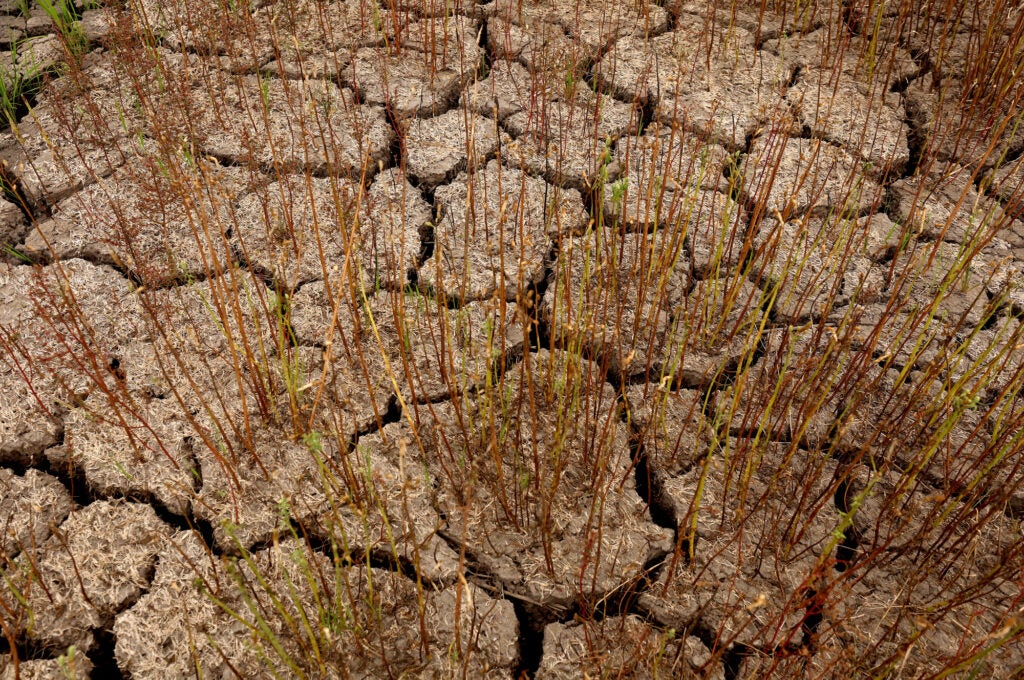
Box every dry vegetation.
[0,0,1023,677]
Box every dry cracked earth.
[0,0,1023,678]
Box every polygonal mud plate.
[642,442,840,650]
[671,275,765,388]
[904,73,1024,171]
[763,27,919,92]
[486,15,584,76]
[350,15,482,119]
[0,363,63,467]
[192,426,333,552]
[4,500,171,653]
[292,286,522,403]
[383,292,523,403]
[117,270,282,420]
[403,109,509,188]
[611,124,732,199]
[60,396,198,516]
[116,532,518,677]
[346,422,462,582]
[818,544,1024,676]
[0,111,149,207]
[885,239,998,330]
[713,325,849,447]
[288,284,396,430]
[487,0,669,56]
[423,159,587,302]
[0,653,92,680]
[542,229,691,383]
[131,0,276,67]
[625,383,714,477]
[747,215,885,322]
[420,349,673,608]
[788,68,909,176]
[502,83,638,191]
[232,168,429,289]
[189,74,392,176]
[0,468,71,560]
[888,164,1006,243]
[253,0,387,79]
[670,0,828,43]
[0,198,25,252]
[0,259,144,464]
[24,159,255,286]
[985,155,1024,221]
[597,21,789,148]
[461,59,558,122]
[741,135,882,219]
[536,616,722,680]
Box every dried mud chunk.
[253,0,385,79]
[117,533,517,678]
[670,0,826,42]
[113,529,263,678]
[741,135,881,218]
[4,500,171,652]
[424,350,673,606]
[597,22,788,148]
[626,384,714,476]
[904,73,1024,170]
[488,0,669,54]
[131,0,275,66]
[824,582,1024,677]
[190,74,391,176]
[288,284,395,430]
[423,160,587,302]
[611,125,732,200]
[0,653,92,680]
[486,15,582,75]
[763,27,919,90]
[714,326,848,446]
[371,292,523,402]
[0,34,62,77]
[347,422,462,582]
[985,253,1024,316]
[886,240,996,329]
[985,155,1024,220]
[645,443,840,649]
[536,617,721,680]
[25,159,253,286]
[404,109,508,188]
[233,169,427,289]
[351,15,482,119]
[0,366,63,466]
[117,271,282,425]
[672,276,764,388]
[1,259,143,464]
[61,397,197,517]
[502,84,637,191]
[748,214,884,322]
[0,468,71,560]
[193,427,333,552]
[542,230,690,383]
[0,110,148,207]
[461,59,555,121]
[888,164,1006,243]
[788,68,909,176]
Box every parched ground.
[0,0,1023,678]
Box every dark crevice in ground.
[624,403,678,530]
[88,626,124,679]
[511,599,548,680]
